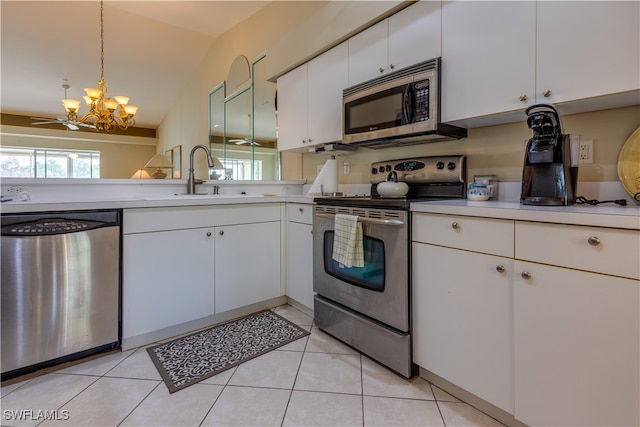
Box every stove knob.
[379,166,385,173]
[385,165,392,172]
[436,161,445,170]
[447,162,457,171]
[371,168,378,174]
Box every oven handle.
[314,212,405,226]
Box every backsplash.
[292,105,639,193]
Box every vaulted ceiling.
[0,1,270,129]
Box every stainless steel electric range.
[312,155,466,377]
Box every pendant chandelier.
[61,1,138,132]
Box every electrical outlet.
[579,140,593,164]
[7,186,23,194]
[343,161,350,175]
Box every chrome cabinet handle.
[389,63,395,70]
[519,94,528,102]
[521,271,532,280]
[451,222,460,230]
[496,265,506,273]
[206,232,212,237]
[379,67,385,73]
[587,236,601,246]
[219,230,224,235]
[543,89,552,98]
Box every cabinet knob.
[519,94,528,102]
[302,139,307,144]
[219,230,224,235]
[521,271,532,280]
[543,89,552,98]
[298,207,304,213]
[389,63,395,70]
[379,67,385,73]
[496,265,506,273]
[451,222,460,230]
[587,236,601,246]
[206,231,212,237]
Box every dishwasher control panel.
[2,219,103,236]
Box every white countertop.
[411,199,640,230]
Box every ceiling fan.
[230,137,260,146]
[31,84,95,131]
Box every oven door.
[312,205,409,332]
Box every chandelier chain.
[59,0,138,132]
[100,0,104,80]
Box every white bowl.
[377,181,409,197]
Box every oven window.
[323,231,385,292]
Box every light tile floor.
[1,305,505,427]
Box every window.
[221,158,262,180]
[0,147,100,178]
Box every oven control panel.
[369,155,466,184]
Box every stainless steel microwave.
[342,58,466,149]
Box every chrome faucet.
[187,144,216,194]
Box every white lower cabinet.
[412,243,514,413]
[513,261,639,427]
[412,212,640,426]
[122,204,282,342]
[123,227,215,339]
[285,203,314,309]
[214,221,281,313]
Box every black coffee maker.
[520,104,578,206]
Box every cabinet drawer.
[286,203,313,224]
[124,204,280,234]
[412,213,514,257]
[515,222,640,280]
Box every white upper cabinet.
[277,42,348,151]
[307,42,349,146]
[276,64,308,151]
[348,19,389,85]
[536,1,640,104]
[348,1,442,86]
[442,0,640,124]
[441,0,536,123]
[388,1,442,72]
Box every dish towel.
[332,214,364,268]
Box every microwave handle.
[403,84,415,124]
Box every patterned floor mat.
[147,309,310,393]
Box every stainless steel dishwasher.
[1,210,121,380]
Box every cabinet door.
[307,42,348,145]
[277,64,308,151]
[122,228,214,339]
[514,261,640,427]
[388,1,441,71]
[286,221,313,309]
[536,1,640,104]
[441,0,536,122]
[412,243,514,413]
[348,19,389,85]
[215,221,281,313]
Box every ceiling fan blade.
[32,121,58,125]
